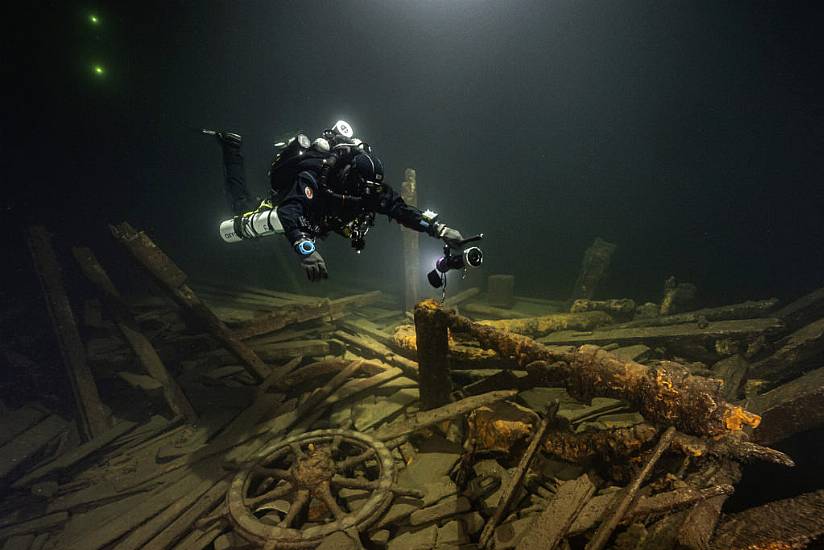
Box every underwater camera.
[427,234,484,289]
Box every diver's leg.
[219,134,255,215]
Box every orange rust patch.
[723,406,761,431]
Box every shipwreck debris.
[400,168,421,312]
[72,246,197,423]
[5,222,824,550]
[110,222,270,381]
[586,426,676,550]
[571,237,616,300]
[414,300,452,409]
[26,226,112,440]
[488,274,516,309]
[478,401,559,548]
[429,301,760,436]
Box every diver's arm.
[277,171,317,243]
[372,184,429,232]
[373,184,464,247]
[277,171,328,280]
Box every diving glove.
[433,223,465,249]
[300,251,328,282]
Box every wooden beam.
[26,226,111,440]
[538,317,784,347]
[72,246,197,423]
[749,365,824,446]
[110,223,269,381]
[401,168,421,312]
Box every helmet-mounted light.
[333,120,354,138]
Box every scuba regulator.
[427,234,485,299]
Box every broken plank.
[324,366,404,407]
[568,484,735,535]
[675,460,741,549]
[334,330,419,378]
[443,287,481,309]
[1,535,34,550]
[275,359,350,391]
[61,464,223,550]
[117,474,231,550]
[712,488,824,549]
[172,521,226,550]
[749,365,824,445]
[0,415,68,483]
[258,356,303,395]
[329,291,383,315]
[0,512,68,541]
[13,420,137,488]
[587,426,677,550]
[145,478,231,549]
[464,302,533,320]
[26,226,112,440]
[538,317,784,347]
[612,299,780,329]
[373,390,518,442]
[750,317,824,384]
[516,474,595,550]
[0,407,47,448]
[72,246,197,422]
[712,355,750,402]
[106,415,180,458]
[231,301,334,340]
[340,318,394,347]
[479,402,559,548]
[194,280,319,304]
[295,360,364,418]
[110,223,269,381]
[774,287,824,331]
[250,339,330,362]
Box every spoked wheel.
[227,429,419,548]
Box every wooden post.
[414,300,452,409]
[72,246,197,423]
[487,275,515,308]
[26,226,112,440]
[110,222,270,381]
[401,168,421,312]
[571,237,616,300]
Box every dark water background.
[6,0,824,306]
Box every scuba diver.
[206,121,473,282]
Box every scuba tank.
[219,200,284,243]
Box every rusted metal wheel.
[227,428,415,548]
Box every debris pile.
[1,228,823,549]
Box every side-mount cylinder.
[220,207,284,243]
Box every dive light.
[427,234,485,289]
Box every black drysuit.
[221,141,431,247]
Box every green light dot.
[93,64,105,76]
[89,14,99,25]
